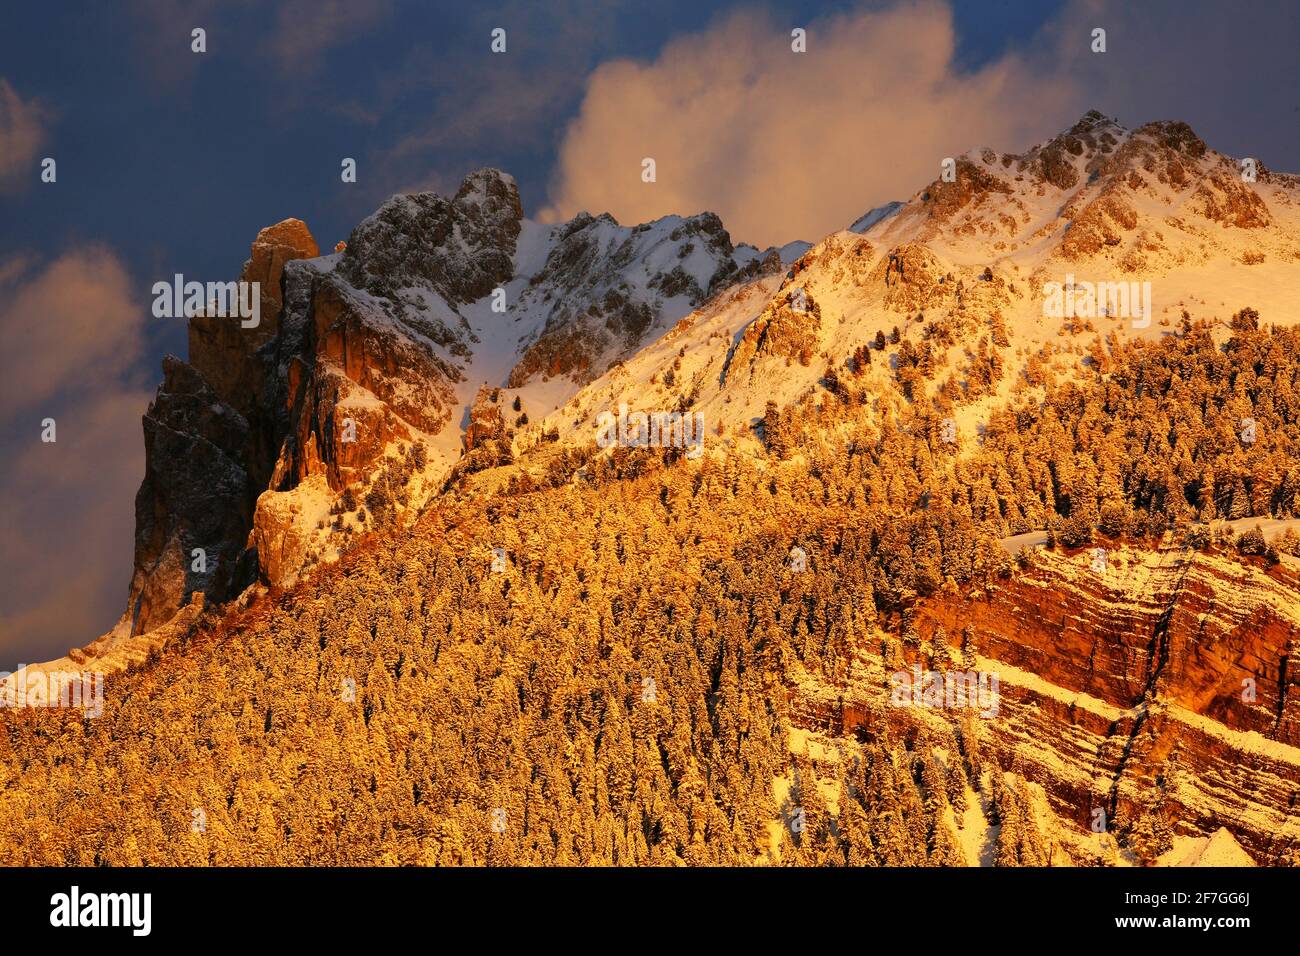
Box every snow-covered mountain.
[27,110,1300,700]
[11,110,1300,867]
[540,110,1300,455]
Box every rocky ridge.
[537,111,1300,458]
[59,170,765,673]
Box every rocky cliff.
[785,540,1300,864]
[128,219,321,636]
[115,169,761,648]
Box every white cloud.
[540,1,1086,246]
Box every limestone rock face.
[128,221,322,634]
[125,171,542,621]
[723,288,822,384]
[1193,170,1272,228]
[129,356,255,635]
[925,158,1013,220]
[507,210,753,387]
[915,546,1300,742]
[249,474,332,590]
[338,168,522,308]
[786,542,1300,864]
[243,218,321,328]
[188,218,319,414]
[123,166,766,629]
[463,384,506,453]
[872,242,954,313]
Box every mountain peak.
[457,165,516,192]
[339,171,522,307]
[1068,109,1123,136]
[454,167,525,223]
[249,218,319,258]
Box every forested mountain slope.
[4,316,1299,865]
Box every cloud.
[0,389,151,666]
[540,1,1081,246]
[0,247,146,413]
[0,248,151,665]
[538,0,1300,247]
[269,0,392,73]
[0,79,50,192]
